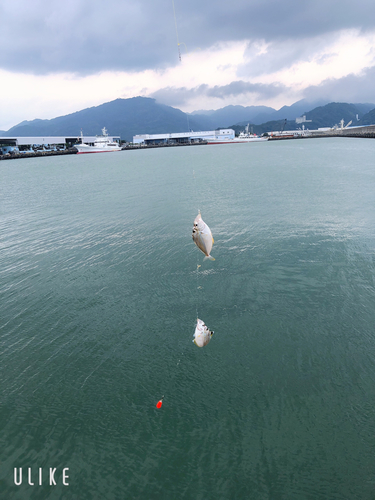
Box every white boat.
[207,132,268,144]
[75,128,122,153]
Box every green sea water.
[1,138,375,499]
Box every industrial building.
[133,129,235,145]
[0,134,120,154]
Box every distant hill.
[229,120,298,136]
[1,98,374,140]
[229,102,375,135]
[215,99,331,126]
[189,104,275,128]
[358,107,375,126]
[304,102,373,128]
[232,100,375,128]
[188,101,330,127]
[262,99,330,123]
[2,97,210,141]
[353,103,375,115]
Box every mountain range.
[1,97,374,141]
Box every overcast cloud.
[303,66,375,103]
[151,81,286,108]
[1,0,375,129]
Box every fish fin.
[204,255,215,261]
[212,237,214,244]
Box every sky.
[1,0,375,130]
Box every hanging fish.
[193,318,214,347]
[192,212,215,260]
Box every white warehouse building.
[133,129,235,145]
[0,133,120,154]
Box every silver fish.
[192,212,215,260]
[193,318,214,347]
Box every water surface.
[1,138,375,499]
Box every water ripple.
[1,141,375,499]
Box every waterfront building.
[0,134,120,154]
[132,129,235,145]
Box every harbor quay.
[0,149,78,160]
[1,125,375,160]
[331,124,375,138]
[0,133,120,159]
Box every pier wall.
[311,125,375,138]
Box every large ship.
[75,128,122,153]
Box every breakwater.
[0,142,207,160]
[311,124,375,139]
[0,149,77,161]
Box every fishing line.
[157,320,194,409]
[172,1,190,131]
[196,262,201,319]
[192,169,199,215]
[172,0,192,132]
[171,0,192,62]
[172,0,182,62]
[192,169,202,320]
[155,170,204,409]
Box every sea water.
[1,138,375,499]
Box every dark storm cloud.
[0,0,178,75]
[150,81,286,107]
[1,0,375,75]
[302,66,375,104]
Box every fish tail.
[204,255,215,261]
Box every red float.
[156,396,164,409]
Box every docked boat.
[75,128,122,153]
[207,132,268,144]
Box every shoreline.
[0,149,77,161]
[1,133,374,161]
